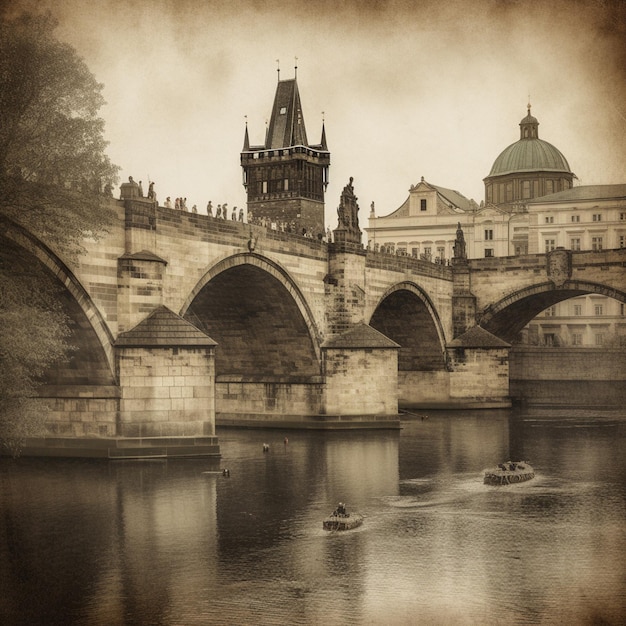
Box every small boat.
[323,502,363,531]
[484,461,535,486]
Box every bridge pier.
[447,326,511,407]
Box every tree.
[0,11,119,455]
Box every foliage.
[0,11,119,259]
[0,11,119,455]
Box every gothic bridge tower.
[241,69,330,238]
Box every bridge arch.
[368,281,448,371]
[479,280,626,342]
[181,252,322,378]
[2,223,116,383]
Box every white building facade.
[365,108,625,347]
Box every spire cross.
[276,59,280,81]
[322,111,325,123]
[294,56,298,79]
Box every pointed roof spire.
[276,58,280,82]
[242,115,249,150]
[294,56,298,80]
[266,76,309,148]
[320,114,328,151]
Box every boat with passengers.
[484,461,535,486]
[323,502,363,530]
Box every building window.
[571,215,580,223]
[620,235,625,248]
[420,199,427,211]
[484,229,493,240]
[284,178,289,191]
[545,306,556,317]
[621,303,625,317]
[423,246,431,260]
[620,212,626,221]
[544,333,555,346]
[592,213,602,222]
[411,247,419,257]
[545,216,554,224]
[572,333,583,346]
[485,248,494,257]
[573,304,582,316]
[592,236,603,251]
[595,333,604,346]
[545,239,556,252]
[546,180,554,194]
[570,238,581,251]
[522,181,531,199]
[262,181,268,194]
[594,304,603,316]
[437,246,445,261]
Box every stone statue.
[334,177,362,245]
[453,222,467,260]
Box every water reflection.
[1,410,625,625]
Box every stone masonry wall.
[215,380,324,419]
[448,347,510,403]
[39,386,120,437]
[117,346,215,437]
[323,348,398,415]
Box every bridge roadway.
[4,197,625,457]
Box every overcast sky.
[7,0,626,226]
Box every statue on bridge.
[334,177,362,245]
[453,222,467,261]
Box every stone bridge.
[4,195,625,457]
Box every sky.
[6,0,626,228]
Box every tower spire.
[242,115,249,150]
[276,59,280,82]
[294,56,298,79]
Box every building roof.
[527,183,626,204]
[447,325,510,348]
[322,322,400,349]
[431,184,474,212]
[116,306,217,348]
[119,250,167,264]
[488,138,572,178]
[487,108,572,179]
[266,79,308,149]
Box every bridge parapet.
[365,250,452,280]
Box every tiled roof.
[266,79,309,149]
[431,184,473,211]
[322,322,400,349]
[447,325,510,348]
[116,306,217,347]
[119,250,167,264]
[528,184,626,203]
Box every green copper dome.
[488,138,572,177]
[487,106,572,178]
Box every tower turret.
[240,71,330,237]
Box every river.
[1,408,625,625]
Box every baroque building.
[484,104,575,209]
[523,184,626,347]
[240,73,330,238]
[365,105,626,346]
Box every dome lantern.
[519,102,539,139]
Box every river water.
[1,408,625,625]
